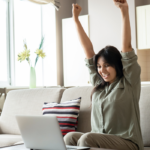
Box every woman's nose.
[101,67,105,73]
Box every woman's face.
[97,57,117,84]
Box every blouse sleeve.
[84,56,101,86]
[121,49,141,86]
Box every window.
[0,0,10,86]
[13,0,57,86]
[0,0,57,87]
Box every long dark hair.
[90,45,123,100]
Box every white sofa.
[0,86,149,150]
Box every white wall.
[88,0,136,53]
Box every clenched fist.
[113,0,129,13]
[72,3,82,22]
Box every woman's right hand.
[72,3,82,22]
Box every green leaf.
[39,36,44,49]
[34,55,39,67]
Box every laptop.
[16,115,90,150]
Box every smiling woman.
[94,45,123,88]
[64,1,143,150]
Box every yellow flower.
[20,49,30,61]
[35,49,43,55]
[40,52,46,58]
[35,49,46,58]
[18,49,30,62]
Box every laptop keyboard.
[66,145,90,150]
[66,145,78,150]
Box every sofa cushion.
[0,88,65,135]
[43,97,81,136]
[60,86,93,133]
[0,134,22,148]
[139,86,150,147]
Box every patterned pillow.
[42,97,81,136]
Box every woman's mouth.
[102,74,109,79]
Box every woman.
[64,0,144,150]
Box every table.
[0,144,116,150]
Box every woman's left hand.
[113,0,129,14]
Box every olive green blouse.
[85,49,144,150]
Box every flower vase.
[30,66,36,89]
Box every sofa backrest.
[60,86,93,133]
[139,86,150,147]
[0,88,65,135]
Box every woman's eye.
[105,64,109,67]
[97,66,101,68]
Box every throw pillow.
[42,97,81,136]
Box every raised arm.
[72,3,95,59]
[113,0,141,86]
[113,0,132,53]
